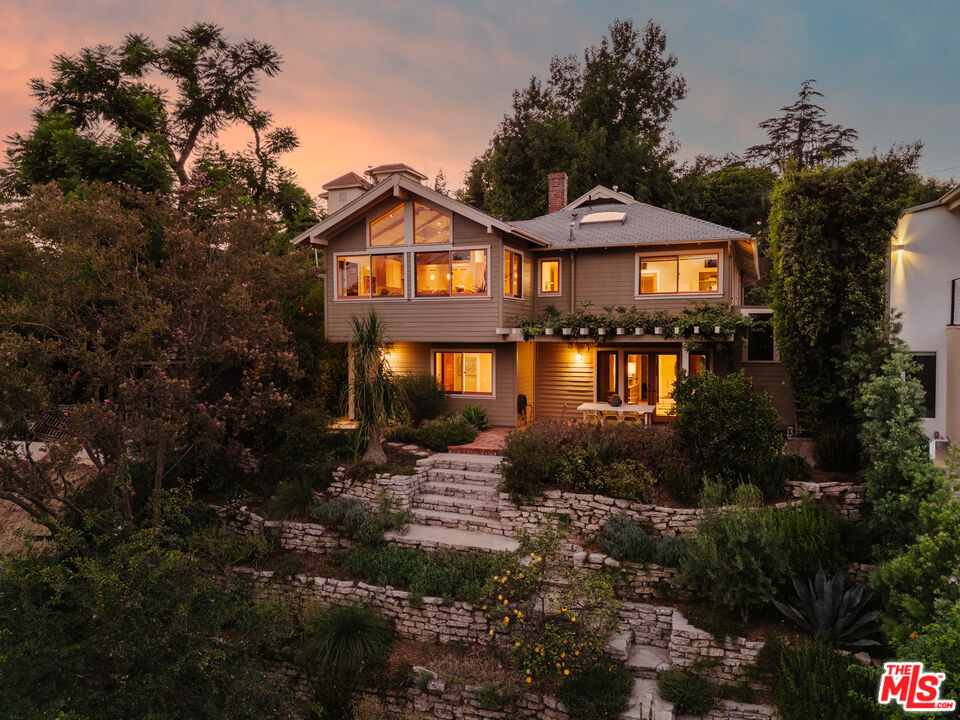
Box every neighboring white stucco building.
[890,185,960,442]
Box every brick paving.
[448,427,510,455]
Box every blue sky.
[1,1,957,194]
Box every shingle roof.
[510,201,752,248]
[321,172,370,190]
[368,163,428,181]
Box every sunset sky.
[2,1,959,198]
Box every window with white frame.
[336,253,405,299]
[539,258,561,295]
[434,351,494,395]
[637,253,720,295]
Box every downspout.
[569,250,576,313]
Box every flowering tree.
[0,182,305,529]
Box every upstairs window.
[369,203,405,246]
[539,258,561,294]
[638,253,719,295]
[415,249,488,297]
[414,202,450,244]
[337,253,404,299]
[504,248,523,298]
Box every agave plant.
[773,568,881,649]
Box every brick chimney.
[548,172,568,213]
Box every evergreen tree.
[746,79,859,171]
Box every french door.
[620,351,681,421]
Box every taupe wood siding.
[532,252,572,315]
[516,343,536,422]
[736,361,795,427]
[388,342,517,427]
[534,343,597,421]
[566,243,733,311]
[324,207,507,343]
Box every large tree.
[745,79,859,171]
[0,182,306,531]
[767,146,921,430]
[671,156,778,235]
[3,22,317,232]
[460,19,687,219]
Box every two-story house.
[293,165,793,427]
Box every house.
[293,166,794,427]
[890,185,960,444]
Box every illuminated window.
[689,353,709,375]
[414,202,450,244]
[434,351,494,395]
[337,254,403,298]
[415,249,488,297]
[370,203,405,246]
[638,254,719,295]
[539,258,560,294]
[370,254,404,297]
[504,248,523,298]
[337,255,370,298]
[656,354,679,415]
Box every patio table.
[577,402,655,424]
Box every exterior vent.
[580,211,626,225]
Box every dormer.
[320,172,371,214]
[367,163,428,185]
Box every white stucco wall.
[890,204,960,439]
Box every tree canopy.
[460,19,687,219]
[745,79,859,171]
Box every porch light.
[575,352,583,361]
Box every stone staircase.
[607,631,675,719]
[388,453,520,553]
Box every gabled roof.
[564,185,636,210]
[903,185,960,215]
[368,163,428,182]
[290,174,549,247]
[322,171,370,191]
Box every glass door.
[597,351,618,402]
[653,353,680,419]
[625,353,649,405]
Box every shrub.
[339,546,500,604]
[397,372,445,425]
[658,668,716,715]
[746,452,808,501]
[473,683,521,710]
[597,514,686,566]
[661,461,700,504]
[557,660,634,720]
[461,404,488,430]
[893,598,960,707]
[310,493,410,545]
[773,569,880,649]
[500,424,568,499]
[344,461,379,483]
[598,423,682,480]
[384,424,418,444]
[814,424,861,473]
[769,502,846,579]
[672,370,782,486]
[415,415,478,451]
[265,476,317,521]
[763,637,884,720]
[680,484,788,621]
[560,454,655,502]
[300,604,393,675]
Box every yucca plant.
[772,568,880,649]
[265,476,316,521]
[300,604,394,675]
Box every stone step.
[411,493,500,518]
[626,644,672,679]
[624,677,674,720]
[420,480,501,500]
[425,468,502,486]
[411,507,507,535]
[386,524,519,553]
[424,453,503,473]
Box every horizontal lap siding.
[389,342,517,427]
[534,343,597,421]
[572,244,733,310]
[324,212,504,343]
[533,251,572,315]
[737,361,795,426]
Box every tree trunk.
[361,424,388,465]
[153,439,166,526]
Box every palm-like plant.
[348,311,404,464]
[772,568,881,649]
[300,604,394,674]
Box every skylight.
[580,211,626,225]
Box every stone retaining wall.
[786,479,867,519]
[235,567,494,646]
[572,551,680,602]
[678,701,778,720]
[325,466,424,509]
[669,611,765,686]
